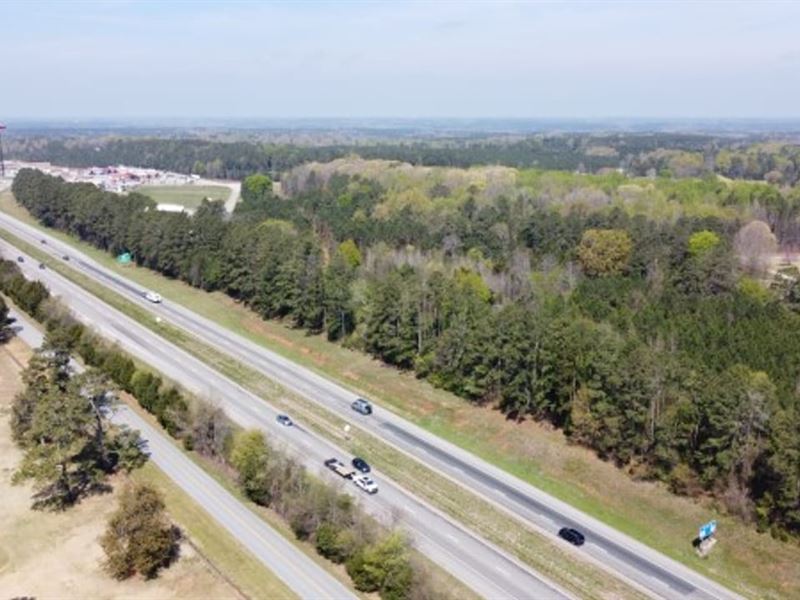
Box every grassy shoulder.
[0,337,247,600]
[132,463,296,600]
[2,191,798,597]
[2,269,469,600]
[136,184,231,209]
[0,224,647,599]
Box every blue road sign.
[699,520,717,540]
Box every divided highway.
[8,308,355,600]
[0,210,743,600]
[0,227,572,599]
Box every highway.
[0,210,743,600]
[0,225,572,599]
[8,307,355,600]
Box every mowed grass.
[0,337,264,600]
[136,184,230,209]
[133,464,297,600]
[0,227,638,597]
[2,191,799,597]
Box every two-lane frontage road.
[8,308,355,600]
[1,209,743,599]
[0,230,572,600]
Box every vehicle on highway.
[324,458,356,479]
[17,256,23,263]
[63,255,70,261]
[352,457,371,473]
[276,414,293,427]
[144,291,163,303]
[558,527,585,546]
[353,474,378,494]
[351,398,372,415]
[40,239,46,244]
[38,263,46,270]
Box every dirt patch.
[0,339,239,600]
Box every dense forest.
[8,134,800,184]
[12,165,800,538]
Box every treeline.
[12,168,800,538]
[14,132,800,182]
[7,135,621,178]
[628,143,800,184]
[0,252,444,599]
[0,266,148,510]
[0,255,190,437]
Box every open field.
[2,190,799,597]
[136,184,231,208]
[0,337,248,600]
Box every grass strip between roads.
[0,225,645,600]
[133,463,298,600]
[3,307,296,600]
[1,231,479,600]
[4,192,796,599]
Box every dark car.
[352,457,371,473]
[351,398,373,415]
[40,239,46,244]
[276,414,293,427]
[558,527,585,546]
[38,263,46,270]
[17,256,24,263]
[63,255,70,261]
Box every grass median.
[0,229,481,600]
[2,191,798,597]
[0,223,644,600]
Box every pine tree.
[101,483,179,580]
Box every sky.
[3,1,800,120]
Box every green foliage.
[338,239,362,268]
[346,532,413,599]
[315,522,358,563]
[230,429,272,505]
[242,173,273,197]
[0,295,13,343]
[576,229,633,276]
[737,277,771,304]
[101,483,179,580]
[11,334,146,509]
[11,161,800,537]
[687,230,721,257]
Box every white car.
[353,474,378,494]
[144,291,163,303]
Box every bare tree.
[734,220,778,274]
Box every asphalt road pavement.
[0,209,744,600]
[8,308,356,600]
[0,229,571,600]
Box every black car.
[352,457,371,473]
[38,263,46,270]
[63,255,70,261]
[558,527,585,546]
[40,239,46,244]
[17,256,24,263]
